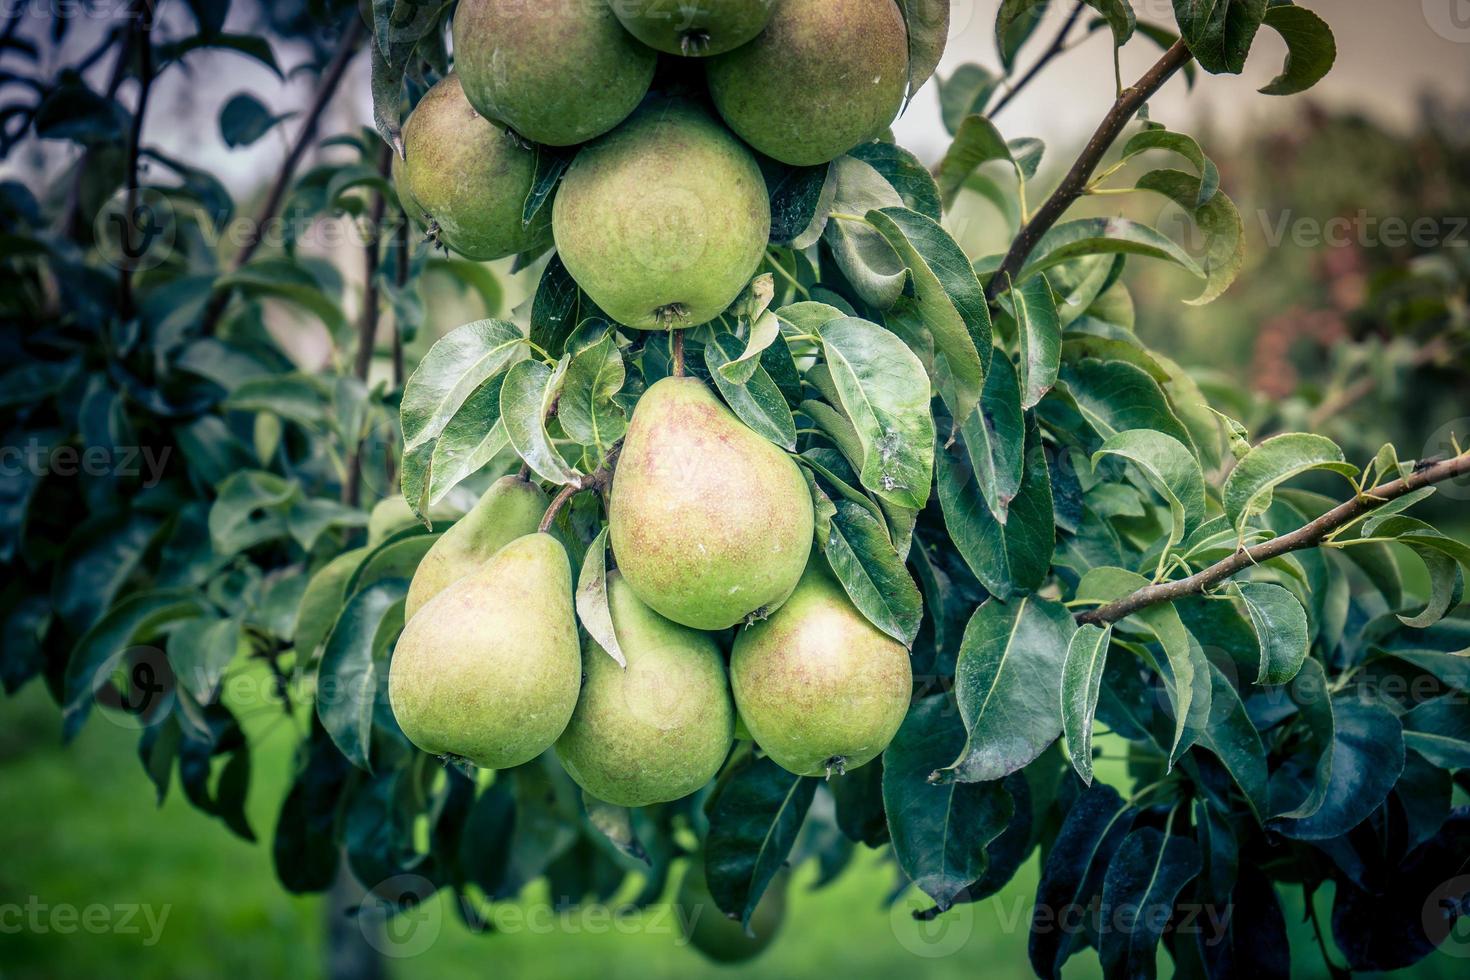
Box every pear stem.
[671,330,685,377]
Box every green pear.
[391,150,425,230]
[453,0,656,147]
[731,564,911,776]
[676,859,787,963]
[556,572,734,806]
[613,0,778,57]
[552,101,771,330]
[401,74,551,261]
[404,476,548,621]
[609,377,813,629]
[389,532,581,769]
[706,0,909,166]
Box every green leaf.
[705,333,798,451]
[1228,582,1309,685]
[1401,696,1470,770]
[960,356,1025,524]
[1223,433,1357,535]
[717,276,779,384]
[1173,0,1268,75]
[1120,128,1220,205]
[867,207,992,427]
[581,791,649,867]
[294,547,370,655]
[218,92,295,148]
[883,695,1016,910]
[1097,828,1202,978]
[167,616,243,705]
[316,579,407,771]
[216,261,348,338]
[1008,273,1061,409]
[1092,429,1206,563]
[817,317,935,511]
[406,385,510,516]
[286,498,367,553]
[558,324,627,453]
[224,373,330,429]
[894,0,951,94]
[939,414,1054,599]
[995,0,1050,70]
[62,590,213,737]
[1136,169,1245,305]
[1084,0,1137,46]
[1272,696,1404,841]
[705,755,816,930]
[847,143,943,222]
[939,595,1076,783]
[938,64,1001,135]
[208,470,297,553]
[1017,217,1205,283]
[937,114,1021,209]
[1076,567,1201,764]
[1059,358,1197,453]
[1061,623,1112,785]
[574,528,625,668]
[1195,661,1269,822]
[501,357,580,485]
[823,158,906,309]
[1258,3,1336,96]
[824,500,922,646]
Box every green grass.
[0,676,1462,979]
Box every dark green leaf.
[1097,827,1202,979]
[1061,623,1112,785]
[824,500,922,646]
[1258,3,1336,95]
[706,755,816,930]
[315,579,407,771]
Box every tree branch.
[343,142,392,508]
[118,0,157,320]
[985,40,1193,302]
[536,443,623,534]
[201,16,366,335]
[1305,334,1456,432]
[986,2,1085,119]
[1076,451,1470,626]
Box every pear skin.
[608,377,813,630]
[552,101,771,330]
[401,74,551,261]
[389,532,580,769]
[706,0,908,166]
[613,0,778,57]
[731,564,911,776]
[453,0,655,147]
[405,476,548,621]
[556,572,734,807]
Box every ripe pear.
[453,0,656,147]
[556,572,734,806]
[608,377,813,629]
[677,859,788,963]
[401,74,551,261]
[552,101,771,330]
[389,532,581,769]
[731,564,911,776]
[706,0,909,166]
[613,0,777,57]
[404,475,548,621]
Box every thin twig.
[671,330,685,377]
[1077,451,1470,626]
[343,143,391,508]
[1305,335,1455,432]
[985,40,1193,302]
[117,0,156,320]
[987,2,1086,119]
[201,16,366,335]
[536,443,623,534]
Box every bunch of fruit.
[389,0,933,812]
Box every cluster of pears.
[397,0,914,328]
[389,376,914,807]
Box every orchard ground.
[2,659,1465,979]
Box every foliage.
[2,2,1468,978]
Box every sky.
[4,1,1469,199]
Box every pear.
[608,377,813,629]
[401,74,551,261]
[731,564,911,776]
[706,0,909,166]
[552,101,771,330]
[677,859,788,963]
[556,572,734,806]
[388,532,580,769]
[404,475,548,621]
[612,0,778,57]
[453,0,656,147]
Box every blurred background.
[2,1,1469,977]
